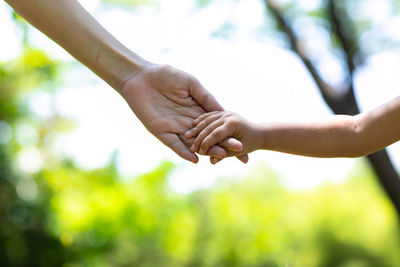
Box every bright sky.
[1,0,399,193]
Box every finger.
[219,138,243,152]
[210,157,222,164]
[237,154,249,164]
[185,113,222,139]
[199,126,230,155]
[188,77,224,112]
[180,133,227,160]
[223,150,249,163]
[211,154,247,164]
[180,132,227,160]
[179,133,194,148]
[159,133,199,163]
[207,145,227,159]
[192,111,220,126]
[191,120,224,153]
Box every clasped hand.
[120,64,248,164]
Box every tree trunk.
[367,151,400,216]
[264,0,400,220]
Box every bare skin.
[121,64,247,163]
[5,0,249,164]
[186,96,400,163]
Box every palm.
[120,64,247,163]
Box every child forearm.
[259,115,366,158]
[186,95,400,159]
[260,95,400,158]
[356,96,400,155]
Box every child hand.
[184,111,261,162]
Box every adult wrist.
[115,56,153,93]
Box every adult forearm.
[5,0,149,91]
[259,115,366,157]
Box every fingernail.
[199,148,204,154]
[185,130,192,137]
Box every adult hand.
[5,0,247,164]
[120,64,249,164]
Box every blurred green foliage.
[38,161,400,267]
[0,48,66,267]
[2,1,400,266]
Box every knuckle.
[210,131,220,138]
[205,117,213,124]
[227,117,239,127]
[192,125,200,133]
[225,119,234,128]
[205,125,214,133]
[231,118,239,125]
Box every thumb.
[219,138,243,152]
[189,77,224,112]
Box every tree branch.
[327,0,357,74]
[327,0,359,114]
[265,0,342,108]
[265,0,360,114]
